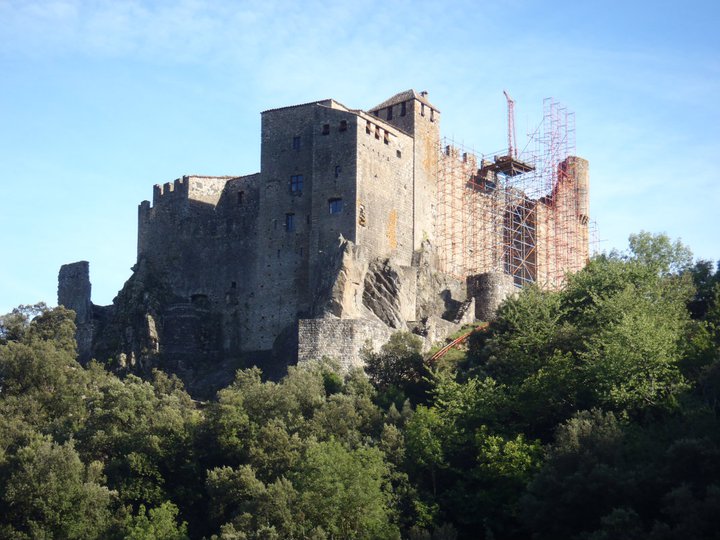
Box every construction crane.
[503,90,517,158]
[479,90,534,179]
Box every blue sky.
[1,0,719,313]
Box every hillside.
[1,232,719,539]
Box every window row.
[283,199,343,231]
[289,169,342,194]
[373,100,434,122]
[322,120,348,135]
[365,121,391,145]
[292,121,349,149]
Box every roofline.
[261,99,333,114]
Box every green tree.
[294,439,399,540]
[124,502,189,540]
[0,436,116,539]
[364,332,430,407]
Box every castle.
[58,90,589,389]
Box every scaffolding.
[436,98,589,289]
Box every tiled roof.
[369,89,438,112]
[261,99,333,114]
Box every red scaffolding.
[436,97,589,289]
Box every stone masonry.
[58,90,590,389]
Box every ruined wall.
[467,271,517,321]
[297,318,392,371]
[436,146,507,278]
[58,261,93,362]
[535,156,590,287]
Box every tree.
[0,436,116,539]
[124,502,189,540]
[628,231,693,276]
[520,410,629,540]
[0,303,48,344]
[294,439,399,540]
[364,332,430,407]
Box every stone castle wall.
[535,156,590,287]
[297,318,393,371]
[137,173,261,355]
[57,90,590,379]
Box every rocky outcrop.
[362,260,404,328]
[312,237,371,320]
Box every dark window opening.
[191,294,209,307]
[421,103,425,117]
[285,213,295,232]
[339,120,348,132]
[237,191,245,204]
[375,126,380,140]
[387,106,393,120]
[396,150,402,158]
[400,101,406,116]
[231,281,237,289]
[366,120,371,134]
[430,109,435,122]
[383,130,389,144]
[322,124,330,135]
[335,165,341,178]
[329,198,343,214]
[292,136,301,150]
[290,174,303,193]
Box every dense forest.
[1,232,720,540]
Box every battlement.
[442,144,479,170]
[151,175,240,207]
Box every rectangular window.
[322,124,330,135]
[400,102,406,116]
[285,213,295,232]
[366,120,372,134]
[430,109,435,122]
[421,103,425,117]
[375,126,380,140]
[329,198,343,214]
[383,130,389,144]
[290,174,303,193]
[339,120,348,132]
[292,136,301,150]
[237,191,244,204]
[387,106,393,120]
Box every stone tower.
[58,261,93,362]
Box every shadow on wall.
[440,289,463,321]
